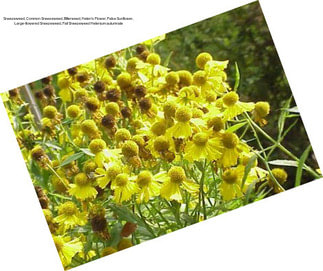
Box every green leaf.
[109,204,140,224]
[268,159,298,167]
[226,122,247,133]
[45,142,62,150]
[278,97,292,137]
[295,145,312,187]
[59,152,84,167]
[287,106,299,113]
[163,51,173,67]
[233,62,240,91]
[241,154,257,189]
[80,148,95,157]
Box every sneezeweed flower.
[96,162,122,189]
[221,91,254,121]
[253,101,270,126]
[111,173,139,203]
[168,106,192,138]
[221,132,241,167]
[115,128,131,144]
[30,145,50,168]
[220,167,244,201]
[53,235,83,268]
[160,166,199,202]
[184,132,223,162]
[81,119,101,139]
[67,104,81,119]
[268,168,288,193]
[54,201,87,231]
[101,247,117,257]
[117,238,133,251]
[89,138,107,167]
[196,52,213,69]
[69,172,98,201]
[136,170,161,203]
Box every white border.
[0,1,322,270]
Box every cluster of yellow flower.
[2,39,290,269]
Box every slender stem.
[244,113,320,179]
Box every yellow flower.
[220,167,244,201]
[54,201,87,231]
[221,91,254,120]
[184,132,223,162]
[160,166,199,202]
[221,132,240,167]
[111,173,139,203]
[253,101,270,126]
[167,106,192,138]
[95,162,122,189]
[136,170,161,203]
[69,172,98,201]
[53,235,83,268]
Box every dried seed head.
[134,85,147,99]
[121,107,132,119]
[43,86,55,98]
[67,67,78,76]
[85,97,100,112]
[101,114,115,129]
[105,55,117,69]
[139,97,152,111]
[93,81,106,93]
[106,88,121,102]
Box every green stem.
[244,113,320,179]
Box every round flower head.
[81,119,100,138]
[184,132,222,162]
[221,132,240,167]
[53,235,83,268]
[254,101,270,126]
[115,128,131,143]
[43,105,57,119]
[132,135,145,148]
[221,91,255,121]
[101,114,115,129]
[126,57,140,73]
[192,108,204,118]
[271,168,288,184]
[54,201,87,231]
[168,106,193,138]
[85,97,100,112]
[106,88,121,102]
[196,52,213,69]
[122,140,139,158]
[151,120,166,136]
[178,70,193,86]
[69,172,98,200]
[105,55,116,69]
[121,107,132,119]
[76,72,89,83]
[117,239,133,251]
[111,173,138,203]
[135,170,161,203]
[89,139,106,154]
[163,100,177,118]
[205,91,217,103]
[83,160,97,174]
[67,105,81,118]
[166,71,180,85]
[160,166,199,202]
[175,106,192,122]
[220,167,244,201]
[139,97,152,111]
[75,88,88,100]
[105,102,119,117]
[96,163,122,189]
[207,117,224,132]
[134,85,147,99]
[101,247,117,257]
[154,136,170,152]
[117,72,132,89]
[93,81,106,93]
[193,70,207,86]
[146,53,161,65]
[121,222,137,237]
[31,145,46,161]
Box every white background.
[0,0,323,270]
